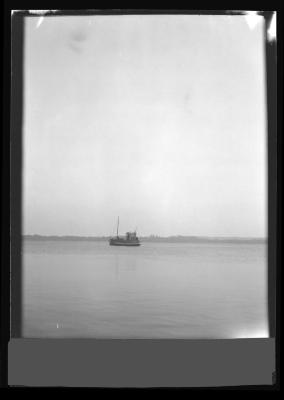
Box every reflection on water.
[22,240,268,338]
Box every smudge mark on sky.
[68,29,88,53]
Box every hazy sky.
[23,14,267,237]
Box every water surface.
[23,240,268,338]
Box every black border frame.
[1,7,281,389]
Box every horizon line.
[22,234,267,240]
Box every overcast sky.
[23,14,267,237]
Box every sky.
[23,14,267,237]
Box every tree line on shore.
[23,234,266,244]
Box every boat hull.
[109,239,141,246]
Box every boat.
[109,217,141,246]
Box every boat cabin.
[126,232,138,241]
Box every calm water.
[22,240,268,338]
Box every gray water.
[22,240,269,338]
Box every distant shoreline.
[22,235,266,244]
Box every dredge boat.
[109,217,141,246]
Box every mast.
[117,216,119,238]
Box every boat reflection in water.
[109,217,141,247]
